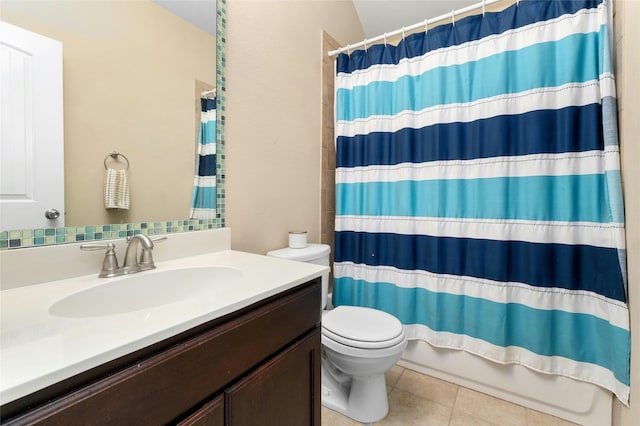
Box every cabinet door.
[226,328,321,426]
[178,395,224,426]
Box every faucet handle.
[80,242,121,278]
[123,235,166,245]
[80,242,114,251]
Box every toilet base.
[321,358,389,424]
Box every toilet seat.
[322,306,405,349]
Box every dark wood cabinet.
[226,329,320,426]
[178,395,224,426]
[1,279,321,426]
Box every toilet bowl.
[266,244,408,423]
[321,305,407,423]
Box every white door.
[0,21,64,231]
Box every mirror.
[0,0,224,246]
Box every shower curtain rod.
[328,0,504,57]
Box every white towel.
[104,168,130,210]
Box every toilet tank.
[266,244,330,309]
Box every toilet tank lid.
[266,243,330,262]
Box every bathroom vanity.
[0,229,327,425]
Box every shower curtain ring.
[424,19,428,34]
[451,9,456,26]
[401,26,406,40]
[482,0,486,17]
[364,38,368,51]
[383,32,387,46]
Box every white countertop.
[0,249,328,405]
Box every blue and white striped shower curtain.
[333,0,630,404]
[190,97,217,219]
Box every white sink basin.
[49,266,243,318]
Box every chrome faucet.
[81,235,166,277]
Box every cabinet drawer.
[5,279,321,425]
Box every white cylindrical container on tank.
[288,231,308,249]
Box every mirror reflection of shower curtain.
[333,0,630,405]
[190,97,217,219]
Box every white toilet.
[267,244,407,424]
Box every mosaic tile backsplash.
[1,0,226,251]
[0,219,220,250]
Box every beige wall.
[615,0,639,424]
[1,1,216,227]
[225,0,364,254]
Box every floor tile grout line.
[323,364,580,426]
[448,383,461,426]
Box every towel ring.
[104,151,130,171]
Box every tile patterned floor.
[321,366,579,426]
